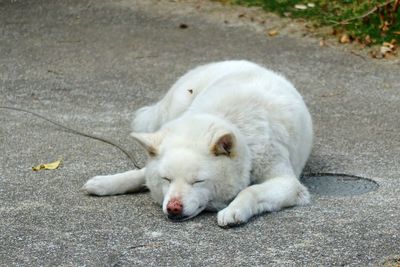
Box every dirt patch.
[127,0,399,63]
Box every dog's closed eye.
[162,177,172,183]
[192,179,205,185]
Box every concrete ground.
[1,0,399,266]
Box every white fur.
[82,60,313,227]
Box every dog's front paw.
[81,175,116,196]
[217,206,251,227]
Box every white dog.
[83,60,313,227]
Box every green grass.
[224,0,400,44]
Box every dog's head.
[130,115,251,221]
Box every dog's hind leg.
[131,78,199,133]
[131,86,196,133]
[132,64,215,133]
[82,168,146,196]
[217,173,309,227]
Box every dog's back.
[132,60,261,132]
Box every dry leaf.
[384,52,396,59]
[339,34,350,44]
[380,21,390,32]
[267,29,279,37]
[380,46,391,54]
[382,42,395,49]
[32,159,62,171]
[380,41,397,57]
[364,35,372,45]
[319,38,326,46]
[294,4,307,10]
[369,50,379,59]
[394,31,400,35]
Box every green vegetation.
[224,0,400,44]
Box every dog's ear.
[130,132,164,157]
[211,132,235,157]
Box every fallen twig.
[350,50,367,61]
[337,0,395,25]
[128,242,162,249]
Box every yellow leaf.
[32,159,62,171]
[339,34,350,44]
[267,29,279,37]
